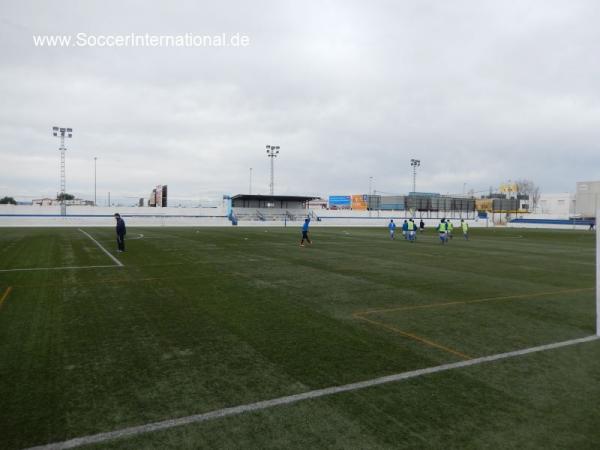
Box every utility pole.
[249,167,253,195]
[369,176,373,217]
[94,157,98,206]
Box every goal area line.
[26,335,599,450]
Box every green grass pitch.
[0,226,599,449]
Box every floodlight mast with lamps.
[266,145,280,195]
[52,126,73,215]
[410,159,420,193]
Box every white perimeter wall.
[0,205,590,230]
[312,209,485,228]
[0,205,229,227]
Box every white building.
[575,181,600,217]
[32,198,58,206]
[535,193,575,217]
[32,198,94,206]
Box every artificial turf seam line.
[78,229,124,267]
[0,286,12,309]
[351,287,593,359]
[9,273,222,289]
[352,313,472,360]
[24,335,599,450]
[0,265,120,273]
[355,287,595,316]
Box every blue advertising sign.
[328,195,351,207]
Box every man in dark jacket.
[114,213,126,252]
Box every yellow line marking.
[352,287,593,360]
[0,286,13,309]
[355,287,594,316]
[353,312,472,360]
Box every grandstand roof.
[231,194,319,202]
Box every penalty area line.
[25,335,599,450]
[78,228,123,267]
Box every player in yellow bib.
[407,219,416,242]
[437,219,448,244]
[461,219,469,240]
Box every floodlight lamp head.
[52,127,73,138]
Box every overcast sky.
[1,0,599,204]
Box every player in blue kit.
[388,219,396,240]
[300,218,312,247]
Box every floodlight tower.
[410,159,420,193]
[52,126,73,215]
[266,145,280,195]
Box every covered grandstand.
[230,194,318,222]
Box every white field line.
[99,233,144,243]
[0,265,119,273]
[25,335,599,450]
[78,229,123,267]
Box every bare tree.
[515,179,540,210]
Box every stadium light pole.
[52,126,73,216]
[410,159,420,193]
[266,145,280,196]
[94,157,98,206]
[249,167,253,195]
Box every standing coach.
[114,213,126,252]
